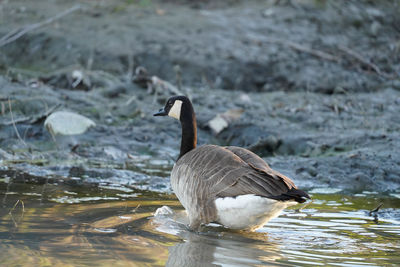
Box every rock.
[44,111,96,136]
[247,135,281,155]
[238,93,252,105]
[103,146,126,161]
[370,21,381,37]
[154,205,174,217]
[217,124,279,156]
[132,66,151,88]
[207,109,244,135]
[262,8,275,17]
[277,137,315,156]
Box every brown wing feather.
[224,146,296,189]
[175,145,303,200]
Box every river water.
[1,177,399,266]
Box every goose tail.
[269,188,310,203]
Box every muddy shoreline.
[1,0,399,193]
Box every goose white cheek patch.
[168,100,182,120]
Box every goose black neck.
[179,103,197,160]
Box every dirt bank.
[0,0,399,193]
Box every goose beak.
[153,108,167,116]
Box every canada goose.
[154,96,310,231]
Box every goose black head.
[153,96,192,121]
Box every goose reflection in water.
[152,206,282,267]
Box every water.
[1,179,399,266]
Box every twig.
[264,38,393,78]
[132,204,141,213]
[265,39,341,62]
[151,76,183,95]
[9,213,18,228]
[87,48,94,71]
[9,200,21,214]
[126,54,135,82]
[369,203,383,216]
[29,103,61,124]
[2,172,15,208]
[125,95,137,106]
[338,45,391,78]
[8,99,28,147]
[286,41,340,62]
[0,5,81,47]
[369,203,383,223]
[1,101,5,115]
[1,103,60,126]
[86,70,121,84]
[8,199,25,228]
[21,200,25,212]
[174,65,183,91]
[40,64,81,78]
[0,28,20,44]
[2,116,31,126]
[40,177,48,205]
[6,67,43,77]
